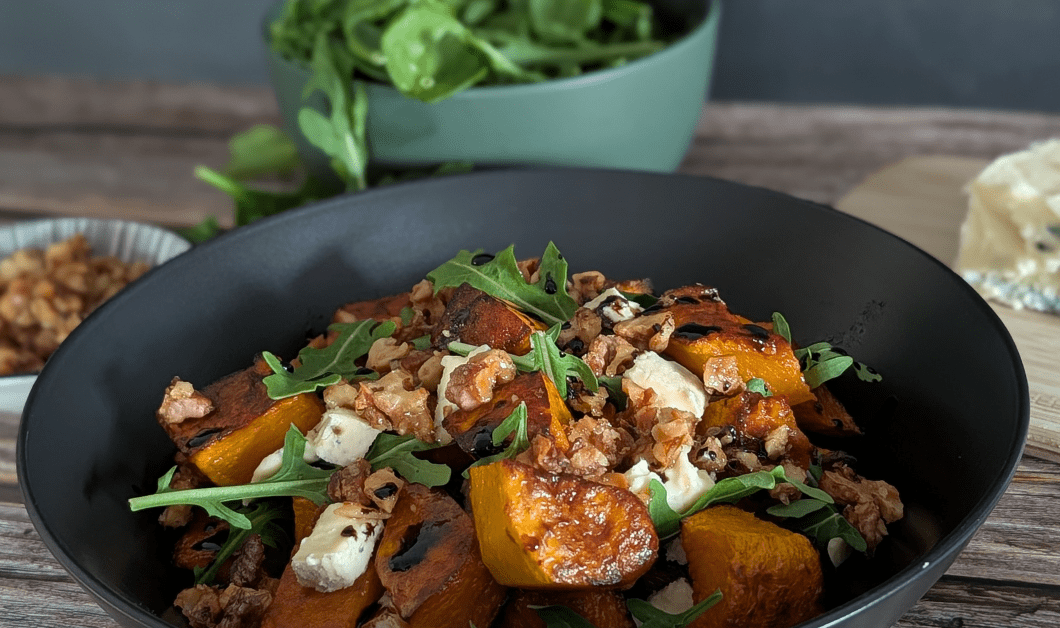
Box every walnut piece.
[354,370,435,442]
[444,348,516,412]
[819,463,904,551]
[157,378,214,425]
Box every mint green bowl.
[265,0,721,175]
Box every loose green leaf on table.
[262,319,397,399]
[222,125,302,180]
[426,242,578,326]
[194,165,333,228]
[366,433,452,487]
[128,426,334,529]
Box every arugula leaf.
[194,501,287,585]
[262,320,396,399]
[449,326,597,399]
[789,504,868,553]
[382,3,491,103]
[299,33,370,191]
[366,433,451,487]
[745,378,772,397]
[649,468,784,539]
[426,242,578,326]
[626,589,723,628]
[194,165,333,227]
[177,216,222,244]
[771,312,881,388]
[222,125,302,180]
[599,375,627,410]
[765,498,831,519]
[463,402,530,476]
[128,426,333,529]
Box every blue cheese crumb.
[292,502,384,592]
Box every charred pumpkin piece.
[260,558,384,628]
[654,288,814,407]
[498,589,636,628]
[336,292,411,323]
[172,511,229,571]
[292,497,323,547]
[375,483,506,628]
[682,505,823,628]
[792,384,862,436]
[700,391,814,468]
[433,284,547,355]
[443,371,572,458]
[469,459,658,589]
[159,357,325,486]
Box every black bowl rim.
[17,167,1030,628]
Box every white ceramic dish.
[0,218,191,414]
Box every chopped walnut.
[157,378,214,425]
[584,334,639,377]
[364,468,405,513]
[174,584,272,628]
[613,311,675,352]
[819,463,904,551]
[565,416,631,477]
[619,382,697,469]
[327,458,373,504]
[695,436,727,474]
[557,307,603,354]
[366,337,411,374]
[361,609,412,628]
[413,351,445,391]
[763,426,791,460]
[566,380,610,418]
[570,271,607,305]
[227,534,267,588]
[0,234,149,375]
[444,348,516,412]
[730,450,763,474]
[322,380,360,410]
[158,461,209,528]
[354,370,435,442]
[701,356,744,397]
[769,462,808,504]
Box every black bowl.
[18,169,1028,628]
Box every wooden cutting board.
[836,156,1060,463]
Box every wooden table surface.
[1,75,1059,627]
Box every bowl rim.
[262,0,721,99]
[17,168,1031,628]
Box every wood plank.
[895,576,1060,627]
[836,156,1060,462]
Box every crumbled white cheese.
[307,408,381,467]
[624,445,715,513]
[647,578,695,616]
[665,537,688,565]
[827,537,853,567]
[584,287,643,324]
[660,445,716,512]
[957,138,1060,314]
[250,441,318,484]
[623,351,707,418]
[434,344,491,443]
[292,502,384,592]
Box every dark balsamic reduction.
[374,483,399,500]
[471,253,495,266]
[186,428,223,449]
[389,522,445,572]
[742,323,770,339]
[675,296,699,304]
[673,323,723,340]
[544,274,557,294]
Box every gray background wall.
[2,0,1059,112]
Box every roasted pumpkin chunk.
[260,558,383,628]
[374,483,506,628]
[433,283,547,355]
[700,391,814,469]
[498,589,636,628]
[792,384,861,436]
[469,459,658,589]
[656,288,814,406]
[443,370,572,458]
[158,357,325,486]
[682,505,823,628]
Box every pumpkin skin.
[260,559,383,628]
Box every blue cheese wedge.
[292,502,384,592]
[957,138,1060,314]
